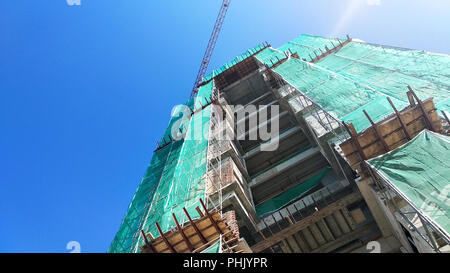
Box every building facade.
[109,34,450,253]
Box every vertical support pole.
[172,213,194,252]
[363,110,390,152]
[407,86,434,131]
[140,230,156,252]
[342,122,367,161]
[387,97,411,140]
[183,207,207,244]
[155,222,176,253]
[199,199,223,235]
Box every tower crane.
[190,0,231,98]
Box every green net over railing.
[316,41,450,112]
[255,35,346,68]
[260,35,449,133]
[201,44,267,83]
[273,57,409,132]
[278,34,345,60]
[255,168,331,217]
[108,83,213,253]
[367,130,450,239]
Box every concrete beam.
[236,100,278,127]
[244,126,301,159]
[249,147,320,188]
[236,111,289,141]
[244,92,272,108]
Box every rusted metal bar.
[199,199,222,235]
[172,213,194,252]
[408,86,434,131]
[155,222,176,253]
[386,97,411,140]
[140,230,157,253]
[141,230,150,246]
[195,206,204,218]
[183,207,207,244]
[442,111,450,125]
[342,122,367,160]
[406,91,416,106]
[363,110,390,152]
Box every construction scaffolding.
[110,32,450,254]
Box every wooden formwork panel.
[141,209,239,253]
[340,98,442,169]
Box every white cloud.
[367,0,381,6]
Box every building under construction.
[108,34,450,253]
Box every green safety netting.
[316,42,450,113]
[255,168,331,217]
[201,239,222,253]
[367,130,450,239]
[201,44,266,84]
[255,47,287,68]
[257,35,449,131]
[108,84,213,253]
[273,57,409,132]
[278,34,346,61]
[436,97,450,116]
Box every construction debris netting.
[366,130,450,239]
[317,41,450,111]
[273,57,409,133]
[259,35,450,133]
[256,34,345,66]
[255,168,331,217]
[201,44,266,84]
[108,83,213,253]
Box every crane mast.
[190,0,231,98]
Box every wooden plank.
[151,213,229,252]
[301,228,319,250]
[340,98,439,159]
[280,240,292,253]
[150,212,228,253]
[333,210,353,233]
[293,232,311,253]
[324,215,343,238]
[251,192,363,252]
[285,235,302,253]
[309,223,327,245]
[340,208,357,231]
[317,219,335,241]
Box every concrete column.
[356,177,395,238]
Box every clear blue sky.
[0,0,449,253]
